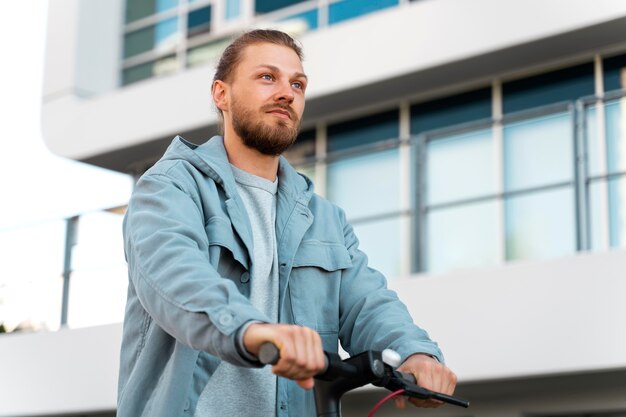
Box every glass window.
[608,176,626,248]
[353,216,405,279]
[329,0,399,25]
[605,100,626,174]
[505,187,576,261]
[588,179,607,251]
[187,37,230,68]
[225,0,242,20]
[255,0,309,14]
[125,0,178,23]
[187,6,211,38]
[504,111,573,192]
[503,63,594,114]
[426,128,495,205]
[280,9,318,32]
[586,99,626,250]
[327,109,399,153]
[585,104,603,178]
[68,211,128,328]
[327,148,401,220]
[411,88,492,135]
[603,52,626,92]
[426,200,499,274]
[123,17,179,58]
[0,220,66,332]
[123,54,178,86]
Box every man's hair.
[212,29,304,132]
[213,29,303,85]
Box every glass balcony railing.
[0,207,127,334]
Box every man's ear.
[212,80,229,112]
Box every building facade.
[2,0,625,416]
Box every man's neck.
[223,133,280,182]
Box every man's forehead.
[239,42,304,72]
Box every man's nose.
[274,80,294,104]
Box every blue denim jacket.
[117,136,443,417]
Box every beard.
[231,98,301,156]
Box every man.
[117,29,456,417]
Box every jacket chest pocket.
[288,241,352,335]
[205,218,250,292]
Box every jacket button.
[240,272,250,283]
[219,314,233,325]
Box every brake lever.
[382,370,470,408]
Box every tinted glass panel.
[503,63,594,114]
[427,129,495,205]
[411,88,492,135]
[608,175,626,248]
[504,112,573,192]
[327,109,399,153]
[124,17,178,58]
[587,176,626,250]
[585,104,603,177]
[329,0,399,25]
[605,100,626,174]
[188,6,211,38]
[505,187,576,261]
[126,0,178,23]
[426,200,499,274]
[603,53,626,92]
[123,55,178,86]
[353,216,404,279]
[255,0,308,14]
[327,148,401,219]
[588,179,607,251]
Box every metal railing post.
[61,216,79,327]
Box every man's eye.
[260,74,274,81]
[292,81,303,89]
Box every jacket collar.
[165,135,314,205]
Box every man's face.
[226,43,307,156]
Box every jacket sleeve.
[336,210,445,364]
[124,168,269,367]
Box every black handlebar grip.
[258,342,280,365]
[430,392,470,408]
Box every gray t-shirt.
[194,165,279,416]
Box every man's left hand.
[394,353,457,409]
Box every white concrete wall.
[389,249,626,382]
[41,0,626,160]
[1,250,624,416]
[0,324,122,417]
[75,0,123,96]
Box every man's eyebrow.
[255,64,308,81]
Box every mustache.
[261,103,297,120]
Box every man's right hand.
[243,323,325,390]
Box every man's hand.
[243,323,325,390]
[394,353,458,409]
